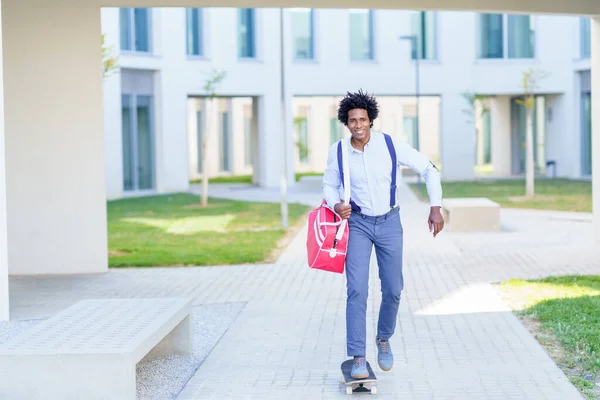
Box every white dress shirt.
[322,131,443,216]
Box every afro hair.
[337,89,379,127]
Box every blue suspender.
[337,133,397,214]
[383,133,397,209]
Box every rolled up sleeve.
[394,139,443,207]
[322,143,342,208]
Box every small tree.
[516,67,548,198]
[101,33,119,80]
[200,67,227,206]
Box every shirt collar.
[349,132,378,153]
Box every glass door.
[581,92,592,176]
[121,94,155,191]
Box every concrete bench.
[442,197,501,232]
[0,297,193,400]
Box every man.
[322,90,444,379]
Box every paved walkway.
[9,180,599,399]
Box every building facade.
[101,7,593,199]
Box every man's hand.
[334,200,352,220]
[428,206,444,238]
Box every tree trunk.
[525,105,535,198]
[200,98,212,206]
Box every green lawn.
[191,175,253,184]
[190,172,323,185]
[409,178,592,212]
[107,193,311,267]
[497,275,600,399]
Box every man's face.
[347,108,371,142]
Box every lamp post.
[399,34,421,189]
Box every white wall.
[545,93,578,177]
[3,5,108,275]
[104,7,288,189]
[283,11,577,180]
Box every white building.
[101,7,593,200]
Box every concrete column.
[282,10,295,188]
[2,5,107,275]
[490,96,511,177]
[440,91,475,181]
[187,98,200,180]
[256,10,293,189]
[592,17,600,241]
[0,0,9,321]
[283,91,295,185]
[156,79,189,192]
[475,100,484,165]
[101,8,123,200]
[257,92,285,187]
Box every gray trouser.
[345,207,404,357]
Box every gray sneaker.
[376,337,393,371]
[350,358,369,379]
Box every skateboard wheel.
[346,386,353,395]
[371,386,377,395]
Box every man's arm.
[394,139,442,207]
[322,143,342,208]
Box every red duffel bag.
[307,138,350,274]
[306,201,348,274]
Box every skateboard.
[340,359,377,395]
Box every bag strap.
[383,133,397,208]
[339,139,350,203]
[337,141,345,198]
[334,139,350,242]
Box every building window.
[295,108,309,164]
[581,18,591,58]
[410,11,436,60]
[349,9,374,61]
[122,94,155,191]
[219,99,232,172]
[510,96,545,175]
[482,111,492,164]
[195,106,204,174]
[296,118,308,163]
[329,118,345,145]
[478,13,534,59]
[244,105,253,166]
[120,8,151,52]
[238,8,256,58]
[581,92,592,175]
[291,8,314,60]
[402,116,417,148]
[478,13,503,58]
[186,8,203,56]
[507,15,535,58]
